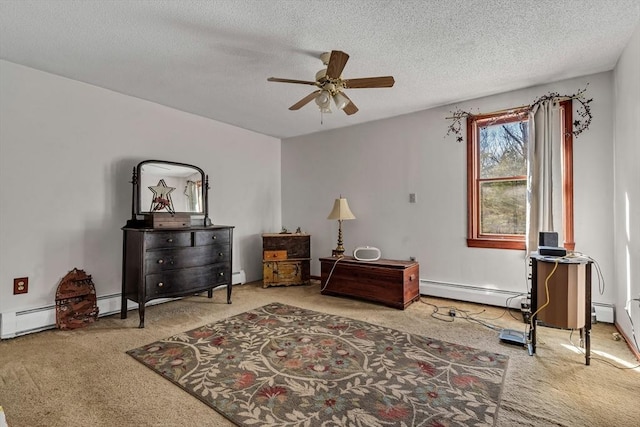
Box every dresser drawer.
[146,265,230,298]
[194,229,230,246]
[145,232,191,250]
[144,244,230,274]
[264,250,287,260]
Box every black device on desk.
[538,246,567,256]
[537,231,567,256]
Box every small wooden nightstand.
[262,233,311,288]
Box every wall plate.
[14,277,28,294]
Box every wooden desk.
[319,256,420,309]
[530,254,593,365]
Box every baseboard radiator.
[420,279,525,308]
[0,270,246,340]
[420,279,614,323]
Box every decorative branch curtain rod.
[444,96,574,119]
[444,87,592,141]
[444,105,528,119]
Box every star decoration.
[148,179,176,213]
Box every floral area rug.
[127,303,508,426]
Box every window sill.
[467,238,525,250]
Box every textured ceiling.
[1,0,639,139]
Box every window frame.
[466,101,574,250]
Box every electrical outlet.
[409,193,416,203]
[14,277,28,294]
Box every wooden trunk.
[319,256,420,309]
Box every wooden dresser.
[319,256,420,309]
[262,233,310,288]
[121,225,234,327]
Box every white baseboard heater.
[420,279,525,308]
[420,279,614,323]
[0,270,247,339]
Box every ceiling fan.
[267,50,395,116]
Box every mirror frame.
[130,160,209,226]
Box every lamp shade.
[333,92,350,110]
[315,90,332,110]
[327,197,356,220]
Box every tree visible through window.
[466,107,530,249]
[467,101,574,250]
[479,119,528,235]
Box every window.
[467,101,574,250]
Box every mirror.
[132,160,209,222]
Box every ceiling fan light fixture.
[267,50,394,117]
[315,90,332,110]
[333,92,349,110]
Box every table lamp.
[327,196,356,257]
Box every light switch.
[409,193,416,203]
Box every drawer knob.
[158,282,164,287]
[167,238,173,243]
[409,274,415,281]
[218,252,224,257]
[212,235,217,240]
[157,259,164,264]
[219,272,224,276]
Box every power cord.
[529,259,559,332]
[419,298,502,330]
[568,251,606,295]
[419,299,455,322]
[504,293,529,321]
[568,329,640,370]
[320,256,343,292]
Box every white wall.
[0,60,281,316]
[613,24,640,351]
[282,72,615,307]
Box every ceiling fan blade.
[343,76,395,89]
[325,50,350,80]
[289,90,321,110]
[340,93,359,115]
[268,77,317,86]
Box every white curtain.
[526,100,564,255]
[184,180,201,212]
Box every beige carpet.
[1,281,638,427]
